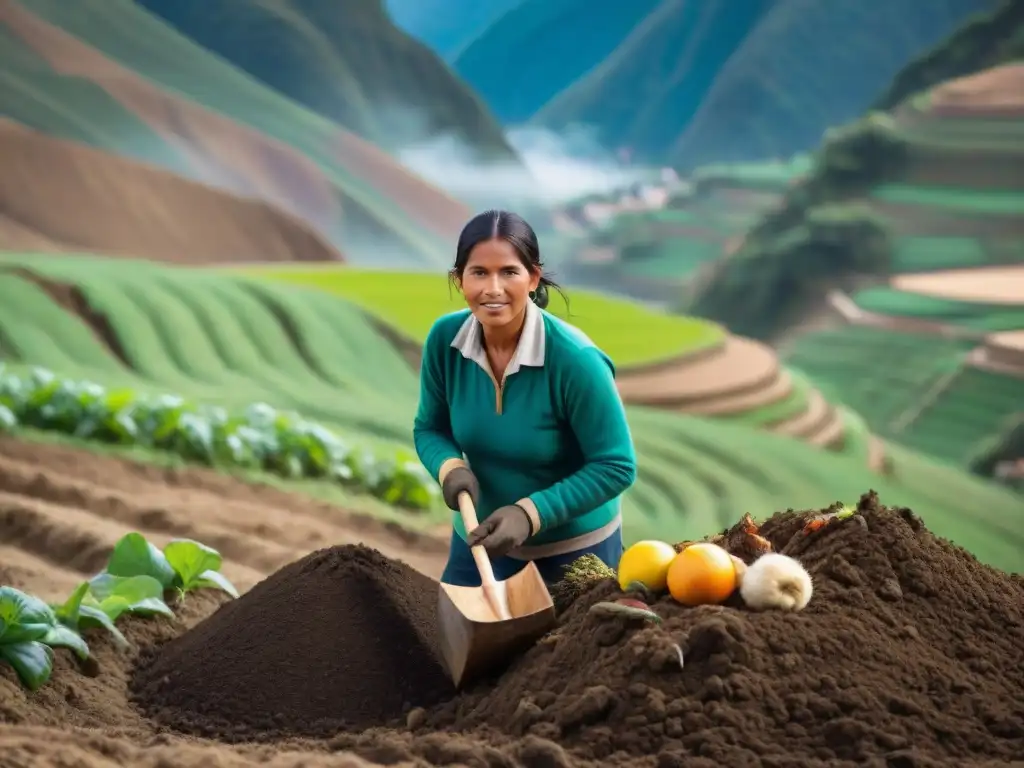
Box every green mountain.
[134,0,519,163]
[451,0,660,125]
[385,0,519,60]
[530,0,995,166]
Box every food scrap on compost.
[588,597,662,624]
[802,503,858,535]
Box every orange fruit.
[666,542,738,606]
[616,540,678,592]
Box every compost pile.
[132,492,1024,766]
[131,544,457,739]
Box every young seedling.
[1,586,90,691]
[163,539,239,600]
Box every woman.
[413,209,637,587]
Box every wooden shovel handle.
[458,491,498,587]
[458,492,511,620]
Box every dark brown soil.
[131,544,456,739]
[420,492,1024,766]
[125,491,1024,766]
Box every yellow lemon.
[616,540,678,592]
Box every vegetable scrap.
[588,598,662,625]
[551,553,616,612]
[802,504,858,535]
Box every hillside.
[673,62,1024,486]
[135,0,519,163]
[0,0,472,267]
[875,0,1024,111]
[531,0,993,166]
[451,0,659,125]
[680,63,1024,340]
[0,120,342,263]
[1,254,1022,573]
[560,155,811,305]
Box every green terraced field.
[871,184,1024,215]
[228,265,726,367]
[0,254,419,450]
[2,254,1021,571]
[783,324,1023,477]
[889,367,1023,467]
[782,326,975,429]
[888,236,995,273]
[691,155,812,191]
[852,286,1024,332]
[10,0,450,267]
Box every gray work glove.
[441,466,480,511]
[467,504,533,558]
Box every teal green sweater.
[413,301,637,559]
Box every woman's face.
[457,238,540,330]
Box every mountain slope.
[134,0,519,163]
[0,119,342,263]
[533,0,995,166]
[4,0,471,266]
[452,0,660,125]
[874,0,1024,110]
[385,0,519,60]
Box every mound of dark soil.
[130,493,1024,766]
[131,544,455,740]
[420,492,1024,766]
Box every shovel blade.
[437,561,556,688]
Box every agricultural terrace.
[1,254,1023,570]
[226,264,726,367]
[782,322,1022,476]
[677,63,1024,341]
[561,157,810,304]
[235,265,874,459]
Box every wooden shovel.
[436,492,557,688]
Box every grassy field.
[228,265,727,367]
[1,254,1022,571]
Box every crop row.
[0,257,420,446]
[0,365,439,510]
[0,532,237,691]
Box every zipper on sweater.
[486,370,505,415]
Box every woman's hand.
[467,505,533,557]
[441,466,480,511]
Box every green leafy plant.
[0,365,439,509]
[163,539,239,598]
[103,533,239,599]
[0,586,90,691]
[1,531,241,692]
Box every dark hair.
[449,209,567,311]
